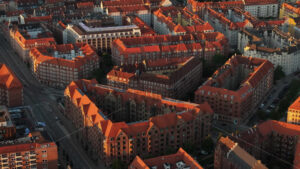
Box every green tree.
[182,142,197,156]
[112,159,125,169]
[102,52,113,67]
[274,66,285,83]
[203,54,228,78]
[213,54,227,65]
[201,136,214,153]
[257,110,267,120]
[269,110,281,120]
[89,68,105,82]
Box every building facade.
[99,0,151,26]
[195,55,273,125]
[64,79,213,166]
[153,6,214,35]
[0,132,58,169]
[243,27,300,75]
[0,106,16,141]
[279,2,300,19]
[129,148,204,169]
[0,63,23,107]
[214,136,268,169]
[10,23,56,62]
[111,33,228,65]
[235,120,300,169]
[287,97,300,124]
[63,20,142,51]
[204,7,255,48]
[107,56,202,99]
[243,0,278,18]
[29,43,99,88]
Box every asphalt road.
[0,31,102,169]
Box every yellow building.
[287,97,300,124]
[279,2,300,19]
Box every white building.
[241,27,300,75]
[204,7,254,48]
[244,45,300,75]
[63,21,141,51]
[243,0,278,18]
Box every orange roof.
[103,0,144,7]
[30,43,98,70]
[257,120,300,138]
[282,3,300,15]
[244,0,277,5]
[24,15,52,24]
[76,2,94,8]
[289,97,300,111]
[65,79,213,140]
[0,63,22,89]
[153,6,212,34]
[219,136,236,149]
[113,33,226,58]
[239,120,300,169]
[196,55,273,103]
[137,148,204,169]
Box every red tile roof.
[65,79,213,140]
[244,0,277,6]
[131,148,204,169]
[282,3,300,15]
[76,2,94,9]
[239,120,300,169]
[153,6,213,34]
[289,97,300,111]
[30,43,98,70]
[0,63,22,89]
[24,15,52,24]
[196,55,273,103]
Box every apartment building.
[153,6,214,35]
[243,0,278,18]
[10,23,56,62]
[97,0,172,12]
[0,106,16,141]
[235,120,300,169]
[204,7,254,48]
[29,43,99,88]
[187,0,244,17]
[287,97,300,124]
[214,137,268,169]
[126,16,156,37]
[63,20,142,51]
[64,79,213,166]
[107,56,202,99]
[98,1,151,26]
[111,33,228,65]
[129,148,204,169]
[243,27,300,75]
[279,2,300,19]
[195,55,273,125]
[0,131,58,169]
[0,63,23,107]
